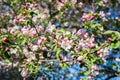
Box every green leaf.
[110,41,120,49]
[83,70,90,76]
[7,34,14,41]
[21,38,27,45]
[104,30,120,41]
[4,52,11,59]
[61,63,68,69]
[43,51,48,58]
[104,30,120,36]
[55,48,61,59]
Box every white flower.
[116,58,120,62]
[66,31,70,35]
[61,40,72,51]
[99,11,105,17]
[32,16,37,22]
[77,56,83,62]
[10,48,17,54]
[64,22,69,26]
[31,45,38,51]
[46,23,56,33]
[28,52,36,60]
[103,47,109,55]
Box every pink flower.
[36,25,44,31]
[84,33,89,38]
[83,13,89,19]
[78,2,83,8]
[92,64,99,71]
[37,39,42,45]
[88,43,95,48]
[77,29,83,36]
[33,2,38,7]
[63,37,68,42]
[52,39,57,42]
[13,19,19,24]
[21,26,29,35]
[21,68,28,77]
[14,61,20,67]
[40,36,47,41]
[70,0,77,4]
[56,1,64,10]
[78,43,82,50]
[61,0,68,3]
[29,28,37,36]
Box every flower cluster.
[0,0,120,79]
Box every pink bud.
[0,46,2,50]
[14,61,20,67]
[82,18,87,22]
[77,56,83,62]
[5,47,9,51]
[33,3,38,7]
[13,19,19,24]
[63,37,68,42]
[37,40,42,45]
[84,33,89,37]
[30,28,37,36]
[92,37,95,42]
[40,36,46,41]
[77,29,83,35]
[58,42,62,46]
[89,15,94,20]
[88,43,95,48]
[23,12,27,16]
[59,35,64,39]
[22,5,27,9]
[107,37,112,42]
[26,3,30,7]
[70,40,74,44]
[42,47,47,50]
[39,52,43,57]
[3,38,11,44]
[96,51,100,55]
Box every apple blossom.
[3,38,11,44]
[107,37,112,42]
[91,64,99,71]
[5,47,9,51]
[21,26,29,35]
[31,45,38,51]
[46,23,56,33]
[10,48,17,54]
[77,56,83,62]
[29,28,37,36]
[21,68,28,77]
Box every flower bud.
[77,56,83,62]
